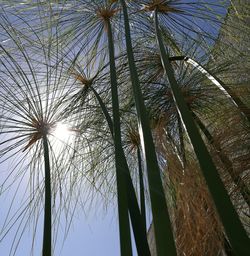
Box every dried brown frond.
[164,148,224,255]
[173,170,224,256]
[151,121,225,255]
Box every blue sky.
[0,189,121,256]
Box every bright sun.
[50,122,77,157]
[52,122,73,145]
[53,123,69,138]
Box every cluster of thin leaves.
[0,1,250,255]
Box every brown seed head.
[141,0,183,14]
[96,6,119,21]
[127,126,140,152]
[70,69,93,88]
[23,118,53,151]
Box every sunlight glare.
[52,122,72,143]
[50,122,76,156]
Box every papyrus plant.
[0,23,84,255]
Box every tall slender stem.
[154,9,250,255]
[90,87,114,136]
[106,19,132,256]
[42,135,51,256]
[176,113,186,168]
[120,1,177,255]
[137,147,146,233]
[91,78,151,255]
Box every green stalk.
[176,113,186,168]
[90,87,114,136]
[137,147,146,233]
[121,151,151,256]
[120,1,177,255]
[106,19,132,256]
[42,135,51,256]
[91,85,151,256]
[154,10,250,255]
